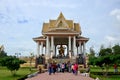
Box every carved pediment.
[55,12,69,29]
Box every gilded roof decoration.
[42,13,81,35]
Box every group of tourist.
[48,62,78,75]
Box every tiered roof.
[33,13,89,42]
[42,13,81,35]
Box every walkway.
[26,72,94,80]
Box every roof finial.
[57,12,65,20]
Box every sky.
[0,0,120,56]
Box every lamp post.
[29,52,34,72]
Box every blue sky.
[0,0,120,56]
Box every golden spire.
[57,12,65,20]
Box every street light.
[29,52,34,72]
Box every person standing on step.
[68,62,71,73]
[61,63,65,73]
[52,62,57,74]
[71,64,74,74]
[57,63,61,72]
[74,63,78,75]
[48,63,52,75]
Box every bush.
[0,56,26,76]
[79,69,86,73]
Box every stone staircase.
[48,58,76,63]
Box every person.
[61,63,65,73]
[57,63,61,72]
[114,64,118,73]
[68,62,71,72]
[48,63,52,75]
[65,62,67,72]
[71,64,74,74]
[74,63,78,75]
[86,65,90,73]
[38,66,42,73]
[52,63,57,74]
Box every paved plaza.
[26,72,94,80]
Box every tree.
[93,54,113,76]
[112,44,120,54]
[89,46,95,57]
[91,46,112,76]
[88,56,97,66]
[0,50,7,66]
[93,44,120,76]
[88,46,96,65]
[89,44,120,76]
[0,50,7,58]
[99,48,112,56]
[0,56,26,76]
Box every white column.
[68,36,71,58]
[43,46,45,55]
[77,46,78,56]
[68,36,71,51]
[83,41,86,56]
[41,42,43,55]
[55,45,56,56]
[48,37,50,57]
[67,44,69,56]
[46,36,49,57]
[51,36,54,58]
[37,42,40,56]
[53,44,55,56]
[73,36,77,56]
[45,46,46,55]
[79,41,82,54]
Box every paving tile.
[26,72,94,80]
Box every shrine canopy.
[33,12,89,58]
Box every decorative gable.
[55,12,69,29]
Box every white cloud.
[110,8,120,21]
[0,0,79,9]
[105,35,120,43]
[105,36,116,41]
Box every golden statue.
[58,45,65,56]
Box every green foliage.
[0,50,7,58]
[0,50,7,66]
[0,56,26,76]
[89,44,120,76]
[88,56,97,65]
[112,44,120,54]
[111,54,120,64]
[99,48,112,56]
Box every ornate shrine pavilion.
[33,13,89,66]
